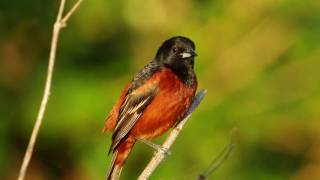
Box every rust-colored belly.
[130,68,196,139]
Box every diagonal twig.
[18,1,83,180]
[138,89,207,180]
[198,127,238,180]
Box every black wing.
[109,61,160,153]
[128,60,160,93]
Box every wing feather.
[109,85,158,153]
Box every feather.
[109,84,158,153]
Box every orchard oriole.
[103,36,198,179]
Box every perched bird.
[103,36,198,179]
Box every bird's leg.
[136,137,171,156]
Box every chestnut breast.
[130,67,197,139]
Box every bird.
[103,36,198,180]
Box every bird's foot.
[157,146,171,157]
[136,137,171,156]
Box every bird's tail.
[106,150,122,180]
[106,138,135,180]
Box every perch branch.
[138,89,207,180]
[18,0,83,180]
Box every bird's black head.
[155,36,197,72]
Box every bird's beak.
[180,49,197,59]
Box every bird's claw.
[136,137,171,157]
[158,146,171,157]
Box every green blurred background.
[1,0,320,179]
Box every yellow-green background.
[1,0,320,179]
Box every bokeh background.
[1,0,320,179]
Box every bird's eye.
[172,47,178,53]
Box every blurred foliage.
[1,0,320,179]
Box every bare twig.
[60,0,83,26]
[18,1,83,180]
[138,89,207,180]
[198,128,238,180]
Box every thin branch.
[56,0,66,22]
[18,1,83,180]
[138,89,207,180]
[60,0,83,26]
[198,127,237,180]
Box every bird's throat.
[168,63,196,87]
